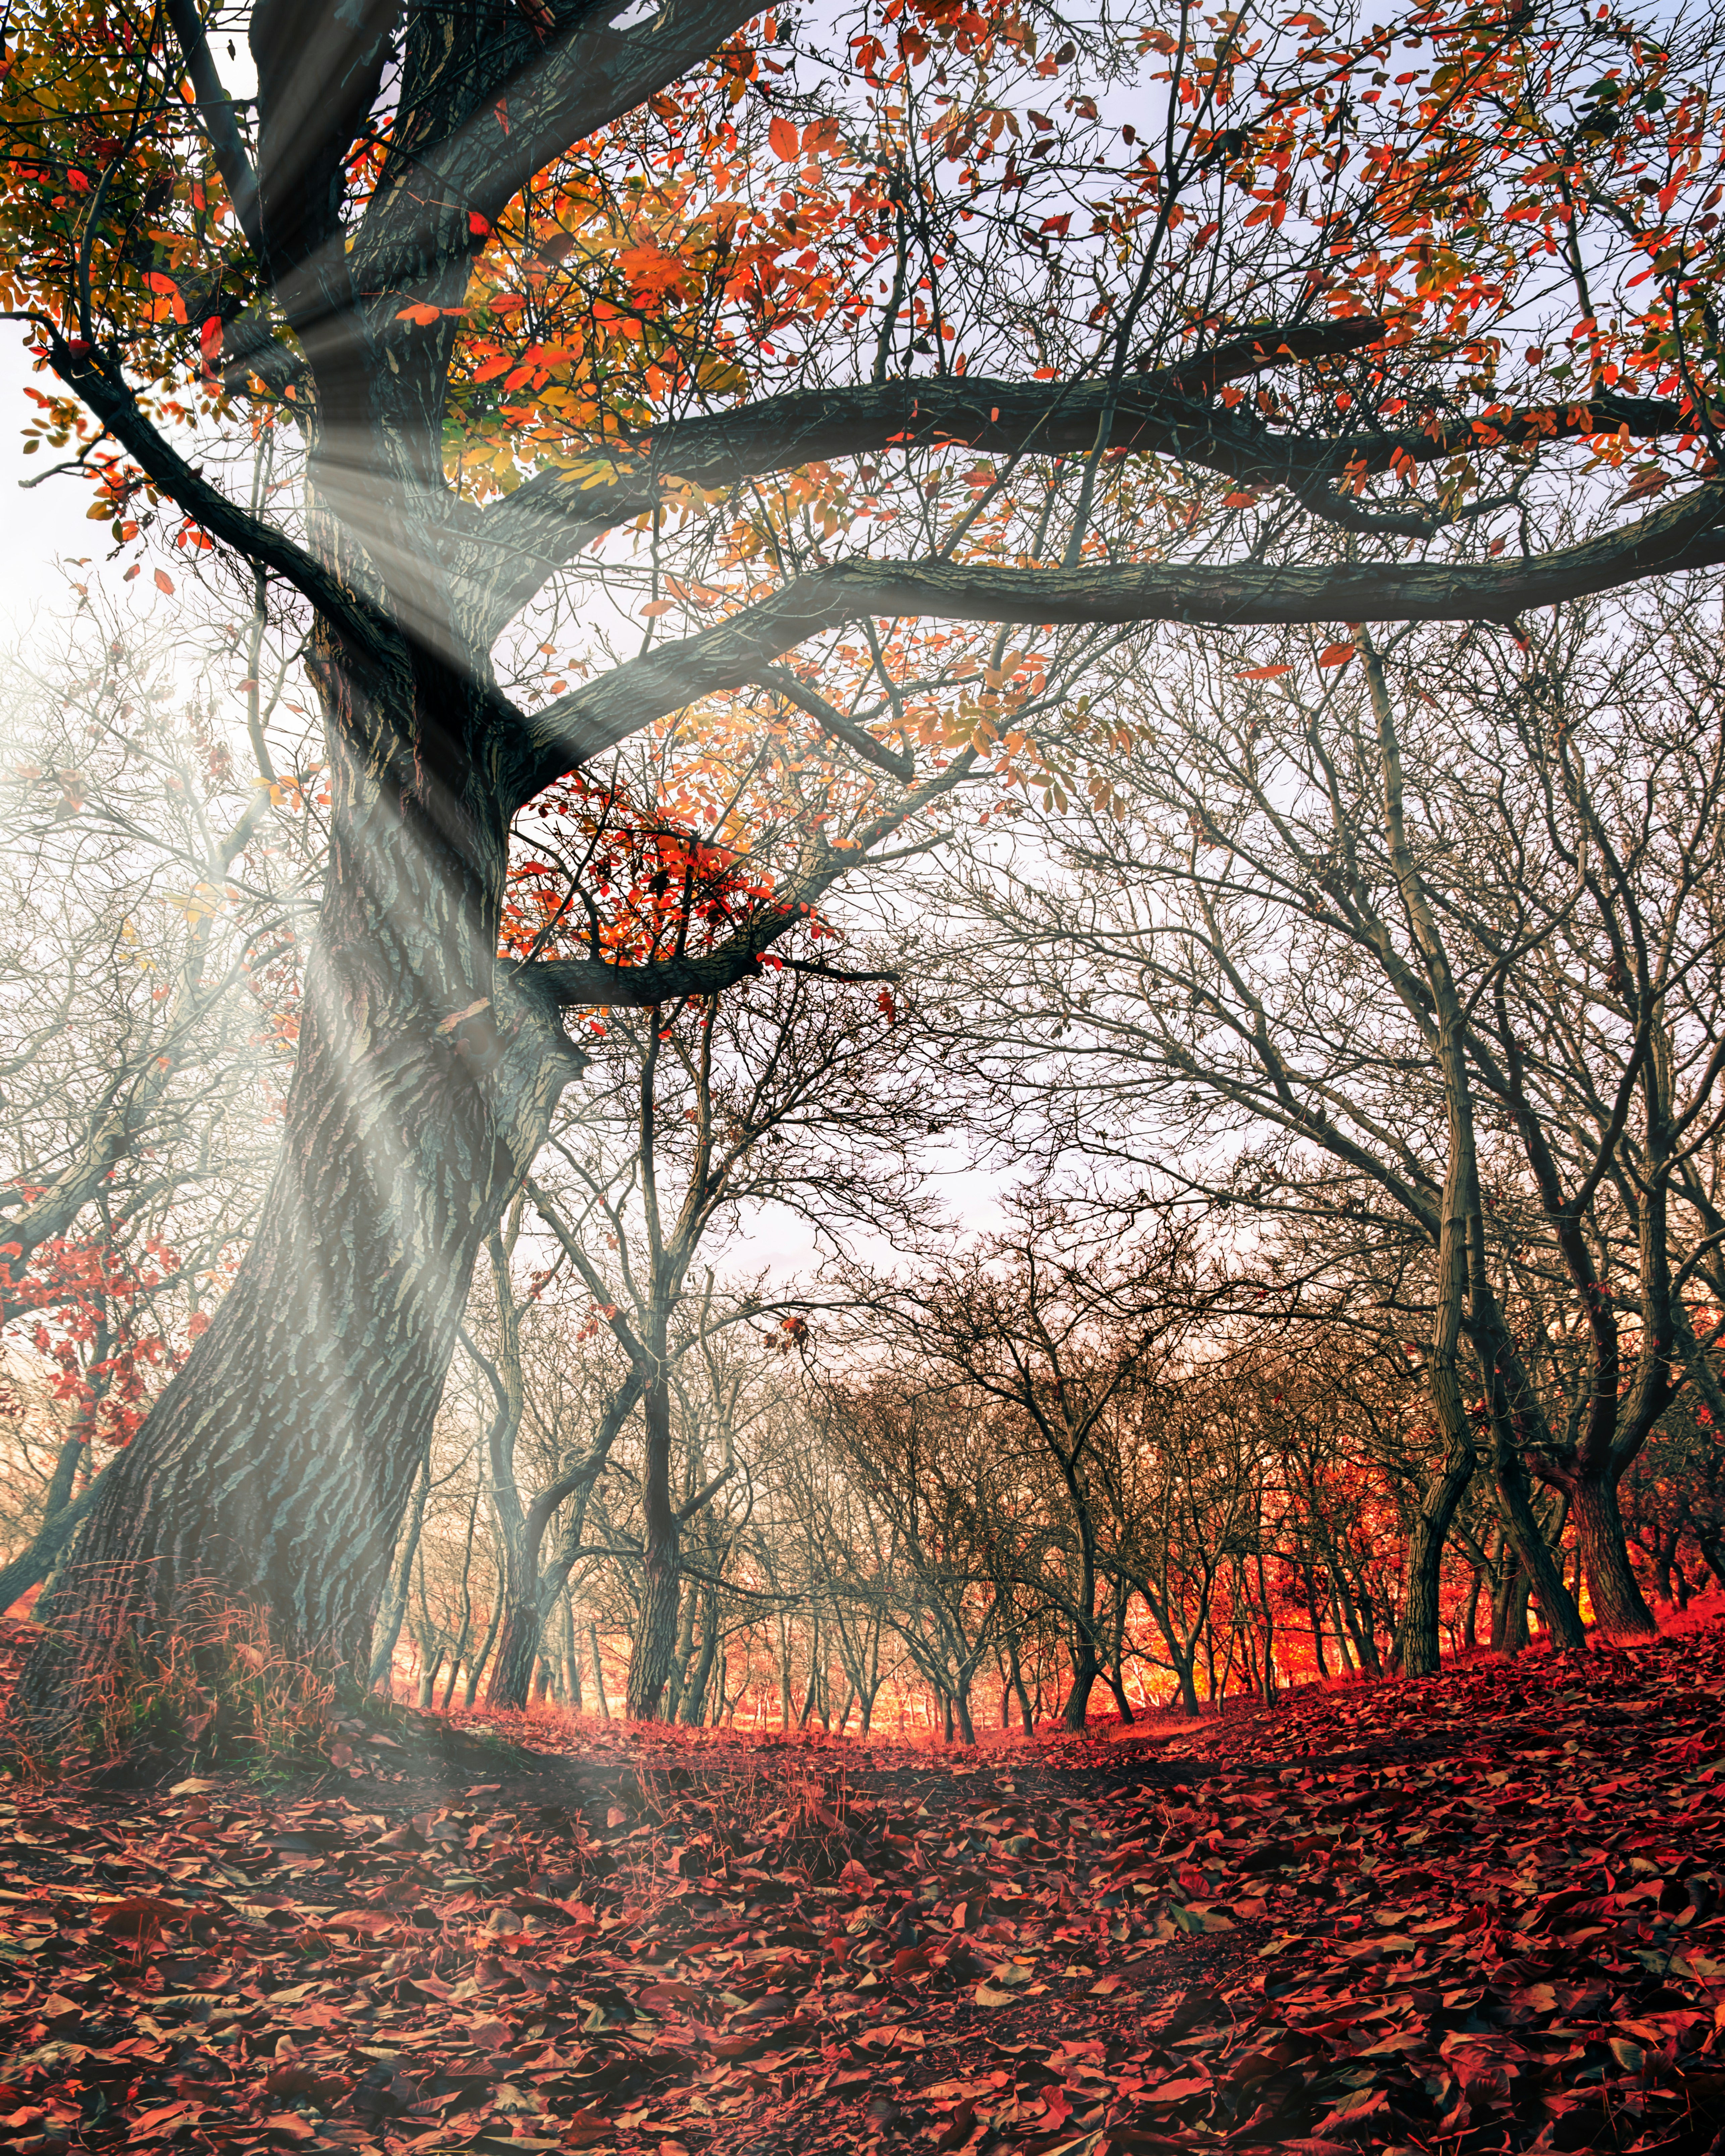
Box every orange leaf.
[154,568,175,595]
[1236,664,1293,680]
[768,114,798,160]
[1317,642,1355,668]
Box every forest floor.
[1,1617,1723,2156]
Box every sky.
[0,324,121,634]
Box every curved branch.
[529,749,976,1008]
[515,482,1725,803]
[754,665,914,783]
[468,320,1391,628]
[162,0,262,255]
[467,324,1687,634]
[22,328,405,673]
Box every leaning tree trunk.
[681,1577,721,1726]
[17,639,586,1729]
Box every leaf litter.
[1,1617,1724,2154]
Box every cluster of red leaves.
[1,1622,1723,2156]
[504,771,780,978]
[1,1232,194,1448]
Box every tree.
[456,1201,642,1710]
[527,922,928,1714]
[15,0,1725,1712]
[930,572,1725,1653]
[846,1207,1199,1726]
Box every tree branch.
[22,328,405,673]
[358,0,757,309]
[753,665,914,783]
[514,483,1725,803]
[162,0,262,255]
[467,320,1390,628]
[529,750,975,1009]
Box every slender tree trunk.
[627,1369,681,1717]
[1461,1561,1483,1649]
[464,1550,507,1707]
[440,1613,472,1712]
[370,1449,433,1693]
[560,1594,583,1711]
[589,1623,610,1720]
[1006,1635,1034,1733]
[664,1574,697,1723]
[1303,1559,1330,1679]
[952,1681,976,1746]
[440,1469,482,1711]
[682,1590,720,1726]
[777,1609,793,1730]
[1254,1550,1277,1704]
[1329,1588,1356,1675]
[0,1439,106,1618]
[1481,1382,1588,1649]
[798,1604,821,1728]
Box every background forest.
[4,0,1725,1736]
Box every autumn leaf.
[154,568,174,595]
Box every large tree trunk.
[1398,1448,1476,1677]
[17,659,586,1727]
[1061,1652,1100,1730]
[487,1600,542,1711]
[1571,1471,1657,1641]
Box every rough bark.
[628,1370,682,1719]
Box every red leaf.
[1316,642,1355,667]
[154,568,175,596]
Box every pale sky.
[0,327,121,625]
